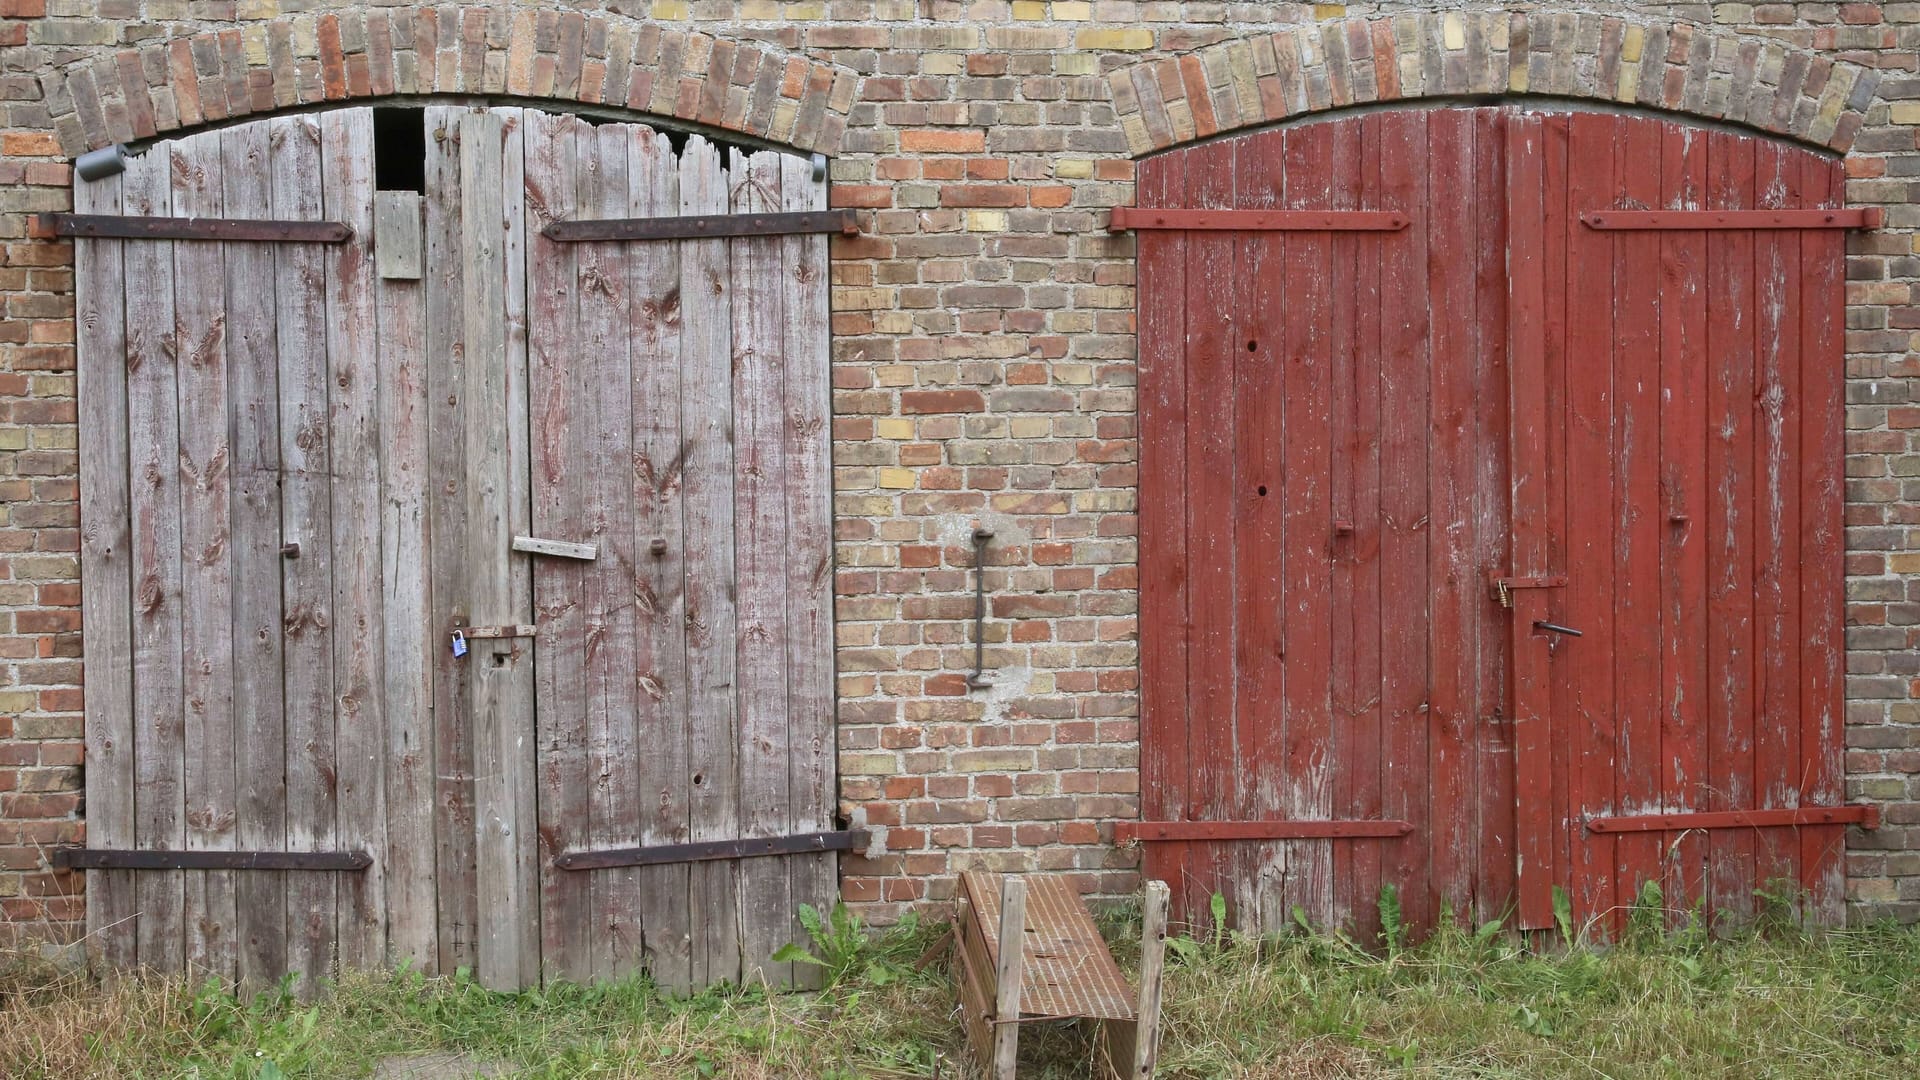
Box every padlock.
[450,629,468,658]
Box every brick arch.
[1109,10,1882,157]
[38,4,860,157]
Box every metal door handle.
[1532,621,1583,637]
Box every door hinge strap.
[1488,572,1568,607]
[1115,820,1413,842]
[1108,207,1410,232]
[1581,208,1882,231]
[543,209,857,242]
[554,829,869,870]
[1585,806,1879,834]
[51,848,372,871]
[32,213,354,243]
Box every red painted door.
[1133,106,1857,939]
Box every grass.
[4,898,1919,1079]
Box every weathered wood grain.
[374,191,425,279]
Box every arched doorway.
[1127,104,1867,940]
[70,105,837,991]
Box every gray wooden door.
[73,105,836,992]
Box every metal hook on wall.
[968,526,994,688]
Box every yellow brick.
[876,418,916,440]
[1054,158,1094,180]
[740,0,779,15]
[1076,28,1155,51]
[0,690,36,714]
[872,311,915,334]
[1011,0,1045,18]
[784,1,825,17]
[874,364,915,387]
[878,468,916,489]
[1313,3,1346,18]
[1057,54,1097,76]
[1443,14,1466,50]
[923,53,965,76]
[1889,553,1920,573]
[1052,1,1091,19]
[1891,103,1920,126]
[1510,61,1528,94]
[1621,24,1644,64]
[237,0,277,19]
[651,0,688,19]
[1053,364,1093,385]
[967,210,1007,232]
[841,754,901,776]
[0,429,26,451]
[1009,416,1050,439]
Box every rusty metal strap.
[52,849,372,871]
[554,828,868,871]
[543,208,857,242]
[1585,806,1879,834]
[1109,207,1410,232]
[1116,819,1414,842]
[1581,208,1882,231]
[33,213,353,242]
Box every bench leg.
[993,876,1028,1080]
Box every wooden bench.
[954,871,1169,1080]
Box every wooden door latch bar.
[1585,806,1879,833]
[512,535,598,561]
[1109,206,1410,232]
[1115,819,1414,843]
[543,208,858,242]
[1488,571,1568,608]
[554,828,869,871]
[52,848,372,871]
[1580,208,1882,231]
[32,213,354,243]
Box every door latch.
[1487,571,1568,608]
[1532,621,1583,637]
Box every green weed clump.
[4,895,1918,1079]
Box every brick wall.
[3,0,1919,950]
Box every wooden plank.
[1375,108,1432,937]
[1705,131,1760,924]
[220,121,290,990]
[1503,113,1554,932]
[730,146,793,986]
[1116,820,1414,841]
[627,123,694,992]
[525,107,590,984]
[374,127,437,974]
[1751,140,1804,903]
[1586,806,1877,833]
[511,534,597,560]
[461,107,538,990]
[74,159,138,976]
[1280,124,1335,929]
[1134,149,1191,926]
[1130,880,1169,1080]
[1108,206,1410,231]
[1611,115,1665,922]
[778,149,837,988]
[544,207,857,241]
[1539,113,1576,938]
[423,105,475,977]
[374,191,425,279]
[270,112,339,995]
[321,109,388,974]
[1798,153,1848,923]
[123,143,187,975]
[33,212,353,242]
[1657,122,1710,918]
[1348,114,1387,942]
[1578,207,1880,230]
[1562,110,1621,933]
[992,876,1027,1080]
[679,135,742,987]
[1424,108,1478,926]
[1183,135,1237,926]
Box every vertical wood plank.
[321,108,388,972]
[1539,113,1576,930]
[171,128,239,982]
[992,876,1027,1080]
[1657,123,1710,918]
[271,113,338,994]
[778,150,837,983]
[526,108,589,983]
[74,162,137,975]
[220,121,289,989]
[423,105,475,977]
[628,125,693,992]
[1563,110,1621,932]
[500,108,539,979]
[1346,115,1386,942]
[122,144,186,974]
[730,146,793,985]
[679,136,742,986]
[1705,131,1759,924]
[1134,150,1190,924]
[461,107,539,990]
[376,185,436,969]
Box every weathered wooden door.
[1132,105,1858,939]
[72,105,836,991]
